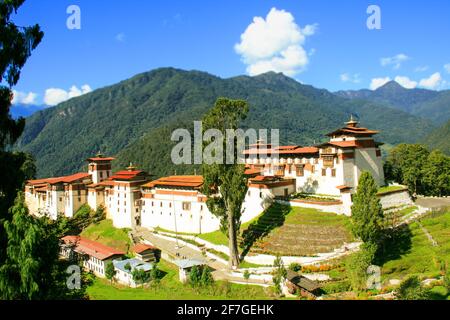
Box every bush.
[322,281,352,294]
[346,242,377,291]
[189,265,214,288]
[289,263,302,272]
[396,276,430,300]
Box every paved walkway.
[415,197,450,209]
[133,227,270,286]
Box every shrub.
[396,276,430,300]
[289,263,302,272]
[322,281,352,294]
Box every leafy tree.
[289,262,302,272]
[150,263,163,285]
[0,0,43,266]
[201,98,249,268]
[272,255,287,296]
[396,276,429,300]
[0,194,84,299]
[243,270,251,283]
[200,266,214,287]
[422,150,450,197]
[189,265,202,288]
[385,144,430,195]
[124,262,131,272]
[351,171,385,246]
[132,268,151,287]
[105,261,116,284]
[346,242,377,291]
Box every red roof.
[243,146,319,156]
[133,243,157,254]
[326,126,379,137]
[61,236,125,261]
[244,168,262,175]
[109,170,146,181]
[143,176,203,189]
[326,141,359,148]
[27,172,91,186]
[87,157,115,162]
[336,185,351,190]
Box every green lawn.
[198,213,260,247]
[380,211,450,281]
[81,219,131,253]
[378,185,408,195]
[87,260,270,300]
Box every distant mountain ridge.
[336,81,450,125]
[10,103,48,119]
[15,68,437,178]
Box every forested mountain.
[422,119,450,155]
[16,68,436,178]
[336,81,450,125]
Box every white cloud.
[394,76,417,89]
[370,77,391,90]
[419,72,443,89]
[234,7,317,76]
[44,85,92,106]
[11,90,38,105]
[444,64,450,74]
[340,73,361,84]
[115,32,126,42]
[414,65,429,72]
[380,53,410,70]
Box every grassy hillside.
[199,204,353,257]
[16,68,436,178]
[80,219,131,253]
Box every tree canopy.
[201,98,249,268]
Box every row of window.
[144,201,196,211]
[322,168,337,177]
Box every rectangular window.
[100,172,103,178]
[296,165,304,177]
[322,169,327,176]
[182,202,191,211]
[331,169,336,177]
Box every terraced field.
[240,204,354,257]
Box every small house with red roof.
[133,243,159,262]
[60,235,125,277]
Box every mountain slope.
[16,68,436,178]
[336,81,450,124]
[422,119,450,155]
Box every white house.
[60,235,125,278]
[112,258,153,288]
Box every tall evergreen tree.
[0,194,75,299]
[351,171,384,246]
[422,150,450,197]
[385,144,430,195]
[0,0,44,264]
[201,98,249,268]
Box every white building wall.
[140,191,220,234]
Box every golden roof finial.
[346,114,358,127]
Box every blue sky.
[10,0,450,106]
